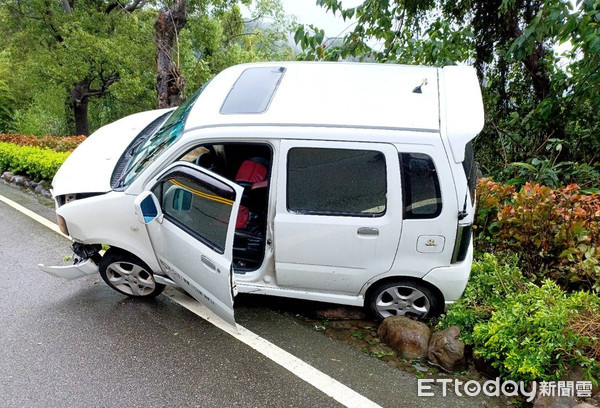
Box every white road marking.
[0,193,70,240]
[165,287,382,408]
[1,192,382,408]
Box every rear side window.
[400,153,442,219]
[287,147,387,217]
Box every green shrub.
[0,142,69,181]
[472,281,600,382]
[438,254,600,383]
[0,134,85,152]
[438,253,527,343]
[475,178,600,292]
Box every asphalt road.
[0,181,506,408]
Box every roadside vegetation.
[0,0,599,392]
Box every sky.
[279,0,364,38]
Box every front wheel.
[367,280,440,320]
[99,249,165,298]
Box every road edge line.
[1,191,382,408]
[164,287,382,408]
[0,193,70,239]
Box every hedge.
[0,134,85,152]
[0,141,69,181]
[475,178,600,292]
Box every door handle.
[201,255,216,271]
[357,227,379,236]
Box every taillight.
[451,224,472,263]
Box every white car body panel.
[52,108,171,196]
[139,162,244,327]
[40,61,484,322]
[38,259,99,280]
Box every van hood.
[52,109,171,197]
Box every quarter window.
[287,148,387,216]
[400,153,442,219]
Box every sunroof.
[220,67,286,114]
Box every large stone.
[427,326,465,372]
[377,316,431,360]
[1,171,14,181]
[315,306,367,320]
[471,352,500,379]
[563,367,600,396]
[533,395,579,408]
[12,175,28,186]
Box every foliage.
[438,254,600,383]
[294,0,600,187]
[0,142,69,181]
[476,178,600,291]
[0,0,293,136]
[438,254,527,343]
[0,51,15,132]
[471,280,600,382]
[0,134,85,153]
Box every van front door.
[135,162,243,326]
[274,141,402,295]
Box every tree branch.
[61,0,71,14]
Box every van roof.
[184,62,484,163]
[185,62,441,132]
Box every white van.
[39,62,484,326]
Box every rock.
[574,403,599,408]
[34,185,44,194]
[2,171,14,182]
[563,367,600,396]
[41,189,52,199]
[471,352,500,379]
[533,394,578,408]
[377,316,431,360]
[427,326,465,372]
[12,175,28,186]
[591,392,600,406]
[28,181,39,190]
[315,306,367,320]
[38,180,49,189]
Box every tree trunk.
[70,80,90,136]
[155,0,187,109]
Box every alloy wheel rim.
[106,261,156,296]
[375,285,430,318]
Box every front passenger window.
[154,170,236,254]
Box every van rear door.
[136,162,243,326]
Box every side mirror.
[134,191,163,224]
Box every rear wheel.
[367,280,440,320]
[99,250,165,298]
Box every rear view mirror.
[172,188,192,211]
[134,191,163,224]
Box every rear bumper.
[38,259,99,280]
[422,241,472,305]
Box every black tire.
[367,280,441,321]
[99,249,165,298]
